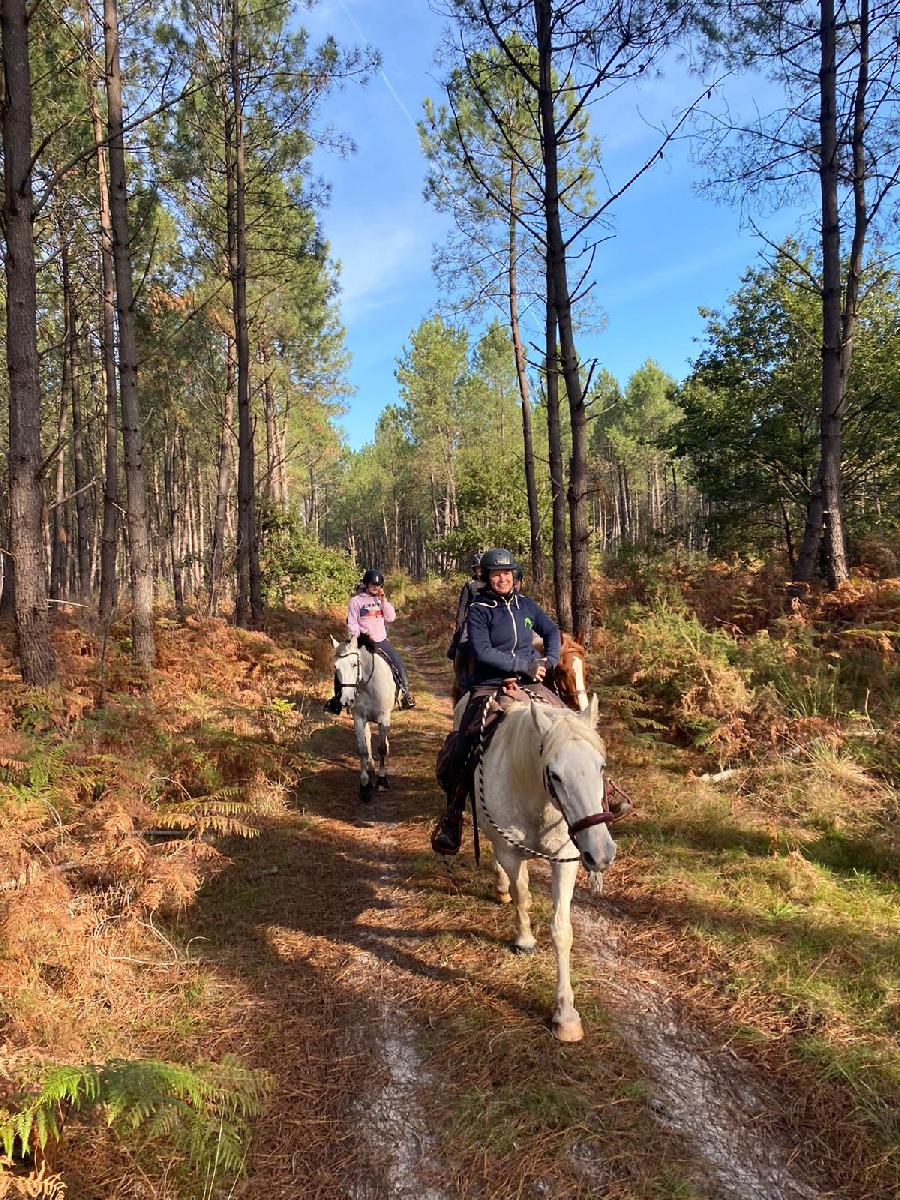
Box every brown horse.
[553,632,589,711]
[451,631,588,711]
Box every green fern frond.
[0,1057,270,1176]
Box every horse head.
[555,633,589,712]
[331,634,362,709]
[531,696,616,874]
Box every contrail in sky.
[337,0,420,134]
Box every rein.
[474,687,612,865]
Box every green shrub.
[615,599,753,752]
[259,512,357,606]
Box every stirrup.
[401,692,417,710]
[431,806,463,855]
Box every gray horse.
[330,634,396,801]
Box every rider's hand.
[528,657,548,682]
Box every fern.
[0,1057,269,1178]
[153,787,260,841]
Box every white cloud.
[331,218,430,319]
[601,241,749,306]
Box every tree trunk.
[229,0,262,626]
[209,336,235,616]
[103,0,156,664]
[163,430,184,616]
[260,344,286,511]
[62,232,92,601]
[2,0,55,683]
[535,0,590,643]
[508,161,543,587]
[82,0,120,624]
[50,390,68,601]
[545,266,572,632]
[795,0,859,587]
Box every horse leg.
[355,714,375,802]
[493,859,511,904]
[549,859,583,1042]
[375,719,390,789]
[493,844,536,953]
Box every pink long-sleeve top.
[347,591,396,642]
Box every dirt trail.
[205,628,834,1200]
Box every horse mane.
[504,701,606,765]
[355,632,376,654]
[559,631,585,659]
[542,707,606,760]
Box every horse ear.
[581,694,599,726]
[530,699,554,738]
[330,635,339,649]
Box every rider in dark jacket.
[467,584,560,687]
[432,547,563,855]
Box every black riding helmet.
[362,568,384,588]
[480,547,521,576]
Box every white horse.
[457,692,616,1042]
[330,634,397,801]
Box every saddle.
[436,683,563,796]
[369,644,410,708]
[436,694,504,795]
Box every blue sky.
[304,0,807,449]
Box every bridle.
[542,763,614,839]
[474,687,613,865]
[334,645,376,704]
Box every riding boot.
[607,792,633,818]
[323,673,343,715]
[431,786,466,855]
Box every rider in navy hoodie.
[432,547,563,854]
[467,577,560,687]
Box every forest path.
[192,623,832,1200]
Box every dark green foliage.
[259,511,357,605]
[436,464,532,564]
[671,249,900,558]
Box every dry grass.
[2,569,898,1199]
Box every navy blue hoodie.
[466,589,561,686]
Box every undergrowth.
[588,555,899,1197]
[0,1057,269,1179]
[0,605,338,1196]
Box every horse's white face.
[535,699,616,873]
[570,655,589,712]
[331,635,361,708]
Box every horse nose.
[581,843,615,873]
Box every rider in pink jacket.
[347,588,396,641]
[325,569,416,713]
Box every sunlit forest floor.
[1,563,897,1199]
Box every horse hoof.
[359,783,375,804]
[553,1018,584,1043]
[511,941,537,955]
[496,891,512,905]
[376,775,390,791]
